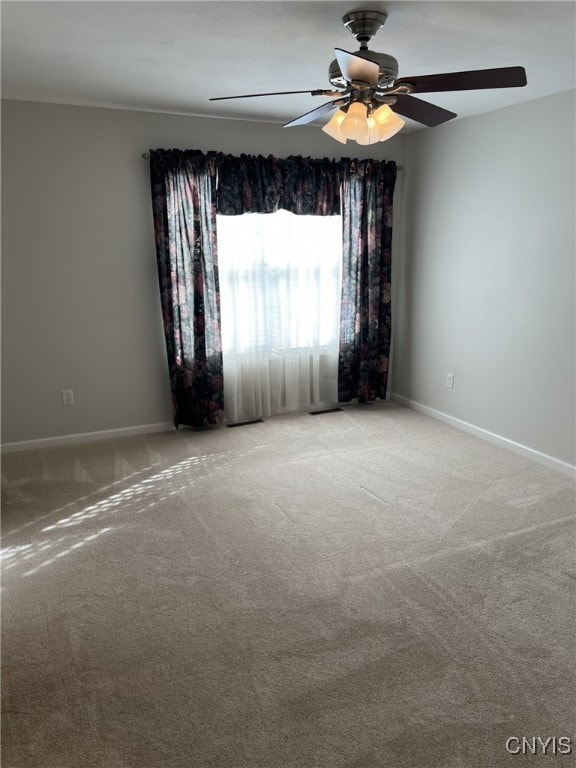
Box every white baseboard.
[1,422,175,454]
[390,394,576,478]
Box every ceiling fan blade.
[391,94,457,127]
[209,89,340,101]
[396,66,527,94]
[334,48,380,87]
[283,99,345,128]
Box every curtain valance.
[150,150,397,216]
[216,153,343,216]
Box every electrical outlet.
[61,389,74,406]
[446,373,454,389]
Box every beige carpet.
[2,402,575,768]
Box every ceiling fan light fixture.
[322,109,348,143]
[340,101,369,140]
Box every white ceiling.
[1,1,575,132]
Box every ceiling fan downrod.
[342,9,388,49]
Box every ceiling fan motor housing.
[329,50,399,88]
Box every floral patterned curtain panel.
[149,150,224,428]
[338,159,397,402]
[150,150,397,427]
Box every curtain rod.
[141,152,402,169]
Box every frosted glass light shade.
[322,110,347,143]
[356,116,379,145]
[340,102,369,140]
[372,104,405,141]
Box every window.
[216,210,342,421]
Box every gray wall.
[1,100,404,446]
[391,90,575,466]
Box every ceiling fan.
[209,9,527,145]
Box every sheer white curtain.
[216,210,342,423]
